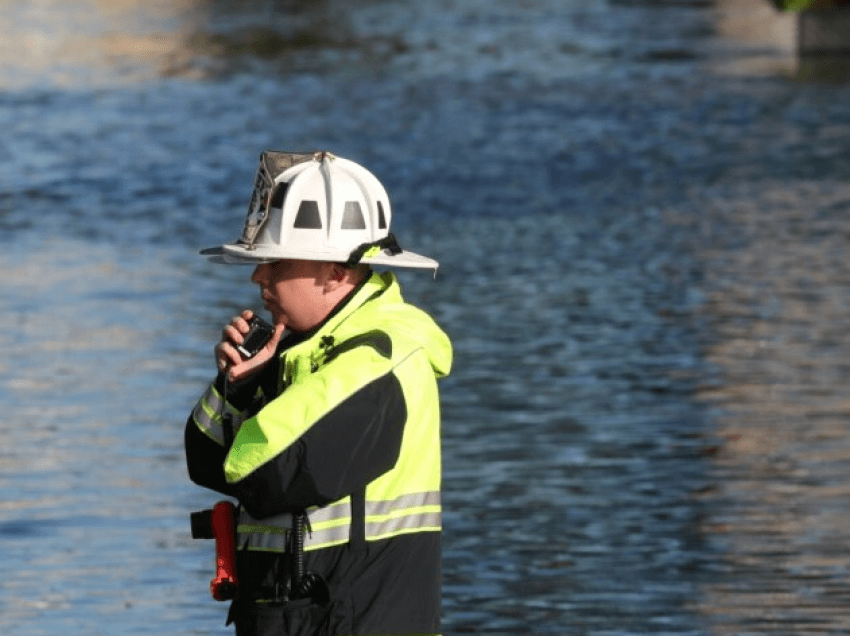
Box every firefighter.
[185,151,452,636]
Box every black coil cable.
[291,513,306,593]
[221,372,235,450]
[289,513,329,602]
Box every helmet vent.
[341,201,366,230]
[377,202,387,229]
[293,201,322,229]
[269,182,289,209]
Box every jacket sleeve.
[185,415,235,496]
[224,345,408,519]
[184,371,267,496]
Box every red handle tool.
[191,501,239,601]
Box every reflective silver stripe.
[309,500,351,525]
[237,492,442,552]
[237,509,293,553]
[366,510,442,540]
[302,500,352,551]
[239,530,289,552]
[304,491,442,551]
[363,491,442,542]
[192,398,224,445]
[304,523,351,550]
[365,491,441,517]
[192,383,248,445]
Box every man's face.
[251,259,327,332]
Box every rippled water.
[2,0,850,634]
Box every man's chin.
[268,308,286,326]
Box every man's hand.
[215,310,286,382]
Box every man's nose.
[251,265,265,284]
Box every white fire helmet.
[201,151,438,270]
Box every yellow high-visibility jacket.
[186,271,452,635]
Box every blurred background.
[2,0,850,634]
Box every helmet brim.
[359,249,439,269]
[200,243,439,269]
[199,246,279,265]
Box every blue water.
[3,1,850,634]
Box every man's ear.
[322,263,347,291]
[329,263,346,283]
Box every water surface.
[2,1,850,634]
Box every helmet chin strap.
[346,233,403,267]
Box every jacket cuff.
[213,370,263,411]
